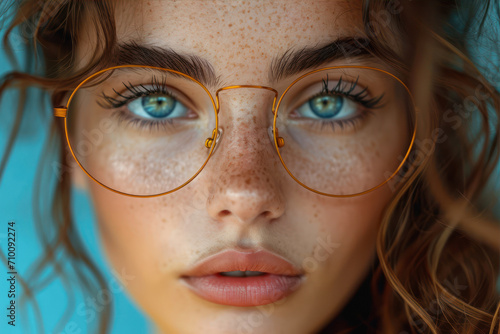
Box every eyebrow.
[115,41,221,87]
[269,37,374,82]
[113,37,374,88]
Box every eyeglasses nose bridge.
[214,85,279,115]
[210,85,285,150]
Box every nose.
[205,88,286,225]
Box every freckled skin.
[72,1,407,333]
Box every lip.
[179,249,305,306]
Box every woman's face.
[73,1,407,333]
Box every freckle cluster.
[73,115,215,195]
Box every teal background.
[0,3,499,334]
[0,21,150,334]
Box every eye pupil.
[309,95,343,118]
[142,95,176,118]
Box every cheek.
[86,184,185,288]
[298,186,391,265]
[87,135,204,195]
[86,182,218,281]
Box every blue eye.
[308,95,343,118]
[142,95,176,118]
[296,94,358,120]
[128,94,189,119]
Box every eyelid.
[286,79,371,113]
[100,78,199,111]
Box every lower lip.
[180,273,304,306]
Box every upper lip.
[181,249,305,277]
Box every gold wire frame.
[53,64,418,198]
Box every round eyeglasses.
[53,65,417,197]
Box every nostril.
[220,210,231,217]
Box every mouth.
[179,249,305,307]
[218,270,268,277]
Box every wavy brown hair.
[1,0,499,333]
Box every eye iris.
[309,95,343,118]
[142,95,176,118]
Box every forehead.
[114,0,364,83]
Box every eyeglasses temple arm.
[54,107,67,117]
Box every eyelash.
[304,75,384,132]
[99,75,174,108]
[98,75,179,131]
[317,75,384,108]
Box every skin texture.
[72,1,408,333]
